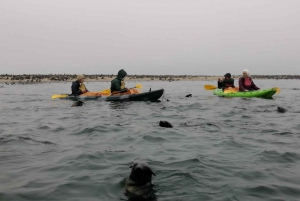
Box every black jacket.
[218,78,234,89]
[71,81,82,95]
[223,78,235,88]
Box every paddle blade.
[101,91,111,96]
[101,88,111,94]
[204,85,217,90]
[52,94,68,99]
[135,84,142,88]
[273,87,280,93]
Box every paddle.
[101,84,143,94]
[273,87,280,93]
[51,94,69,99]
[204,85,217,90]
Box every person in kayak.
[71,74,88,95]
[239,69,260,91]
[217,73,235,90]
[111,69,128,93]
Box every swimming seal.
[125,161,156,200]
[159,120,173,128]
[71,101,84,107]
[185,94,192,97]
[276,106,286,113]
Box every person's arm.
[251,79,260,90]
[71,82,82,95]
[230,78,235,87]
[217,79,224,89]
[111,79,122,92]
[238,78,245,91]
[118,88,129,93]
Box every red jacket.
[238,77,260,91]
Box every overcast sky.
[0,0,299,75]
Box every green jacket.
[111,69,127,93]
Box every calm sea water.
[0,80,300,201]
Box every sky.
[0,0,299,75]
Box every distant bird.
[159,120,173,128]
[276,106,286,113]
[5,82,9,85]
[185,94,192,97]
[71,101,84,107]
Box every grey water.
[0,80,300,201]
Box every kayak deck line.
[52,89,164,101]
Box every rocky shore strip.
[0,74,299,84]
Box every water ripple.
[0,80,300,201]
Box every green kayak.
[213,88,276,98]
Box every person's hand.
[81,90,87,93]
[119,88,128,93]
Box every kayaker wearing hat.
[111,69,128,93]
[71,74,88,95]
[238,69,260,91]
[217,73,235,90]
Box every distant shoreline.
[0,74,299,83]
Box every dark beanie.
[224,73,231,78]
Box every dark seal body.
[71,101,84,107]
[277,106,286,113]
[125,161,156,200]
[159,120,173,128]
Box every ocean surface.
[0,80,300,201]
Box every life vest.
[79,83,87,92]
[121,80,125,89]
[244,77,252,87]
